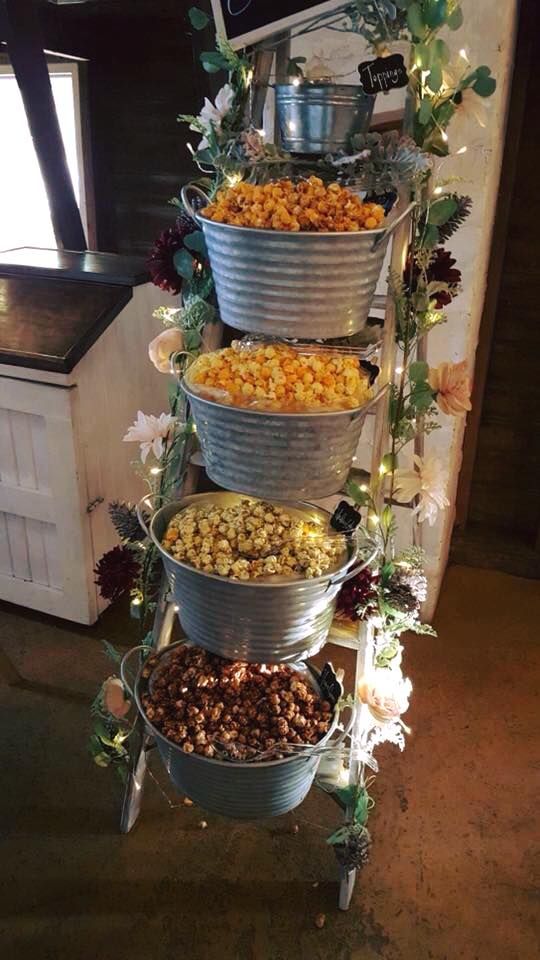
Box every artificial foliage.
[91,0,494,876]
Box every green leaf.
[345,480,370,507]
[336,785,357,807]
[447,5,463,29]
[473,74,496,97]
[407,2,425,39]
[414,42,430,70]
[422,223,439,248]
[183,230,207,255]
[381,452,397,473]
[410,380,435,412]
[354,788,370,825]
[188,6,209,29]
[173,248,194,280]
[426,62,442,93]
[200,51,228,73]
[183,328,202,351]
[423,0,448,29]
[427,196,458,225]
[417,97,432,126]
[432,37,450,65]
[409,360,429,382]
[102,640,122,664]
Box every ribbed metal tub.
[181,186,414,339]
[183,379,384,500]
[275,83,375,154]
[127,640,342,819]
[149,493,375,663]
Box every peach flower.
[102,677,131,719]
[358,671,412,724]
[148,327,184,374]
[428,360,472,416]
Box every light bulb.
[433,186,443,195]
[456,145,467,155]
[441,130,449,143]
[395,365,403,375]
[459,48,469,61]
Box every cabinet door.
[0,376,94,622]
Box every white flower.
[393,455,450,526]
[191,83,234,150]
[148,327,184,373]
[123,410,175,463]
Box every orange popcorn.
[203,177,385,233]
[187,342,372,412]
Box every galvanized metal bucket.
[143,493,376,663]
[122,640,349,819]
[181,185,414,339]
[274,83,375,154]
[183,378,386,500]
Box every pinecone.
[109,502,146,543]
[400,568,428,605]
[333,827,371,871]
[384,574,418,614]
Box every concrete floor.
[0,564,538,960]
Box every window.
[0,61,86,252]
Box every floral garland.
[90,0,494,875]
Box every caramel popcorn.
[203,177,385,232]
[188,342,371,412]
[161,498,345,580]
[141,645,334,761]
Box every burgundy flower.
[336,568,379,622]
[147,213,198,295]
[94,545,140,603]
[405,246,462,308]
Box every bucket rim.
[133,640,340,771]
[149,493,368,590]
[197,210,388,239]
[182,377,379,420]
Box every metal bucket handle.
[181,183,210,220]
[120,644,150,699]
[136,494,171,541]
[370,200,417,253]
[328,535,378,590]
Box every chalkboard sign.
[210,0,344,49]
[358,54,408,95]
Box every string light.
[369,514,379,527]
[459,48,469,61]
[456,145,468,155]
[150,466,162,476]
[433,186,443,195]
[378,463,387,476]
[395,365,403,376]
[226,172,242,187]
[441,130,449,143]
[292,77,301,86]
[246,68,254,85]
[360,484,368,493]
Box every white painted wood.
[72,283,176,616]
[0,511,12,575]
[0,283,173,623]
[25,517,50,586]
[5,513,31,580]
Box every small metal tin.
[183,379,385,500]
[274,83,375,154]
[148,493,375,663]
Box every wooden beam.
[0,0,87,250]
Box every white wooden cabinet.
[0,248,174,624]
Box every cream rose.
[148,328,184,374]
[358,671,412,723]
[428,360,472,416]
[102,677,131,719]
